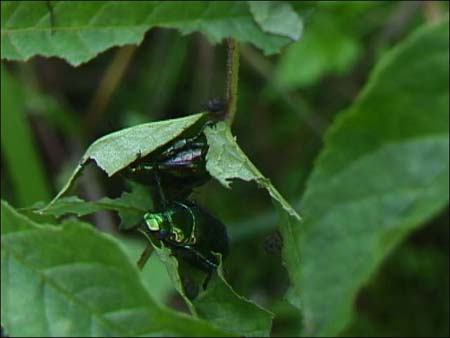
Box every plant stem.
[225,38,240,125]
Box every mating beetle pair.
[123,110,229,291]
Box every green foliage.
[204,122,300,220]
[118,236,174,304]
[1,1,449,337]
[152,244,274,337]
[1,66,51,206]
[275,1,379,88]
[33,183,152,230]
[292,19,449,336]
[193,266,273,337]
[42,117,300,227]
[37,118,295,337]
[1,1,301,66]
[43,113,205,209]
[345,217,449,336]
[248,1,303,40]
[0,200,233,337]
[204,122,303,308]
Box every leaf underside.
[1,1,299,66]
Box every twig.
[225,38,240,125]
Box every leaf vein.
[2,241,133,336]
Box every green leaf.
[275,2,377,88]
[1,1,294,66]
[39,183,152,229]
[117,236,174,305]
[150,243,199,316]
[81,113,206,177]
[42,113,205,210]
[193,265,274,337]
[37,119,289,337]
[248,1,302,41]
[151,243,274,337]
[0,66,51,207]
[42,193,275,335]
[289,19,449,336]
[110,183,153,229]
[204,121,300,221]
[0,200,234,337]
[204,122,301,336]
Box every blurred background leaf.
[248,1,303,40]
[1,66,51,206]
[293,18,449,336]
[275,1,372,88]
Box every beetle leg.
[182,275,200,300]
[202,271,213,290]
[168,242,217,271]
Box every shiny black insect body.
[123,122,211,202]
[141,200,229,289]
[124,114,229,292]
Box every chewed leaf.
[193,262,274,337]
[204,122,300,221]
[38,183,152,230]
[41,113,205,211]
[151,242,273,337]
[204,122,302,317]
[82,113,205,177]
[1,1,298,66]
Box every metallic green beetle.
[141,200,229,287]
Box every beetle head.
[143,212,171,239]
